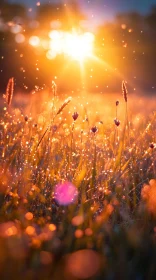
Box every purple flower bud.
[114,118,120,127]
[91,126,98,133]
[149,143,155,149]
[51,125,57,132]
[72,112,79,121]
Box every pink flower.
[54,182,78,206]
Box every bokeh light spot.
[54,181,78,206]
[66,249,101,279]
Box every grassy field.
[0,85,156,279]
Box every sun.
[64,32,95,61]
[48,30,95,62]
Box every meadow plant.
[0,81,156,279]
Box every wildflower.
[91,126,98,133]
[72,112,79,121]
[114,118,120,126]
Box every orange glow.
[25,226,36,235]
[49,224,56,231]
[75,229,84,238]
[25,212,33,220]
[6,226,18,236]
[72,215,84,226]
[66,249,101,279]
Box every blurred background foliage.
[0,0,156,93]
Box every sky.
[7,0,156,23]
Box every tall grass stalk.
[122,80,130,146]
[37,97,71,148]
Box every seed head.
[116,100,119,106]
[56,97,72,115]
[5,77,14,106]
[72,112,79,121]
[122,81,128,102]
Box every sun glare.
[48,30,94,61]
[63,32,94,61]
[28,30,94,61]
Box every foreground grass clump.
[0,84,156,279]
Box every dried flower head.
[116,100,119,106]
[72,112,79,121]
[114,118,120,126]
[91,126,98,133]
[122,80,128,102]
